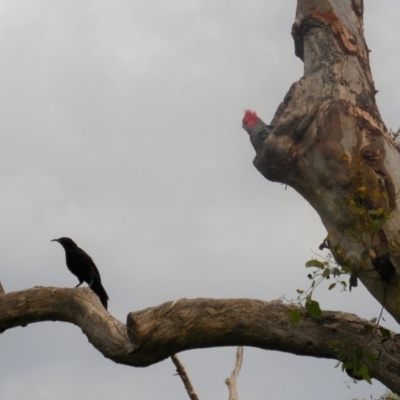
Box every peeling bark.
[1,287,400,392]
[247,0,400,322]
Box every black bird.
[52,237,109,309]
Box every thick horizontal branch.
[1,287,400,392]
[0,286,134,364]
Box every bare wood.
[0,281,4,295]
[171,355,200,400]
[225,347,243,400]
[0,286,135,364]
[1,287,400,392]
[246,0,400,323]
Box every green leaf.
[333,268,341,276]
[305,299,322,319]
[371,218,385,231]
[379,327,391,339]
[366,353,376,365]
[357,186,368,192]
[343,361,354,370]
[289,309,301,325]
[296,289,304,294]
[328,283,336,290]
[376,207,385,215]
[354,347,363,362]
[368,207,385,216]
[360,325,373,335]
[357,364,372,384]
[322,268,330,278]
[305,259,326,269]
[349,203,365,215]
[359,190,368,199]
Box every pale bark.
[225,347,243,400]
[1,287,400,392]
[248,0,400,322]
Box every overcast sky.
[0,1,399,399]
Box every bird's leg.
[75,282,83,288]
[89,279,93,288]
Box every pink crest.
[242,110,258,128]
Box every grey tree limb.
[0,287,399,392]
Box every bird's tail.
[90,279,109,310]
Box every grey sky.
[0,1,399,399]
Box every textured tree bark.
[247,0,400,322]
[1,287,400,392]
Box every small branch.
[171,355,200,400]
[225,346,244,400]
[0,281,4,295]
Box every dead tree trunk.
[247,0,400,322]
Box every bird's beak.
[51,239,59,242]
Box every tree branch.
[244,0,400,323]
[171,355,200,400]
[225,347,243,400]
[1,287,400,392]
[0,281,4,295]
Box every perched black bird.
[51,237,109,309]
